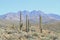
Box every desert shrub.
[32,33,38,37]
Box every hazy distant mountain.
[48,14,60,20]
[0,10,60,24]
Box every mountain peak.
[0,11,60,24]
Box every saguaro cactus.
[26,15,30,32]
[28,18,30,32]
[20,11,23,30]
[39,15,42,33]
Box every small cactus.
[12,24,15,29]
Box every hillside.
[0,10,59,24]
[43,21,60,33]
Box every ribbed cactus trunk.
[39,15,42,33]
[20,11,23,30]
[26,15,29,32]
[28,18,30,32]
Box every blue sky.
[0,0,60,15]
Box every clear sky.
[0,0,60,15]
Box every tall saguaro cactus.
[20,11,23,30]
[28,18,30,32]
[39,15,42,33]
[26,15,30,32]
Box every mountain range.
[0,10,60,24]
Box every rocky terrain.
[0,24,60,40]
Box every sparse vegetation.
[0,13,60,40]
